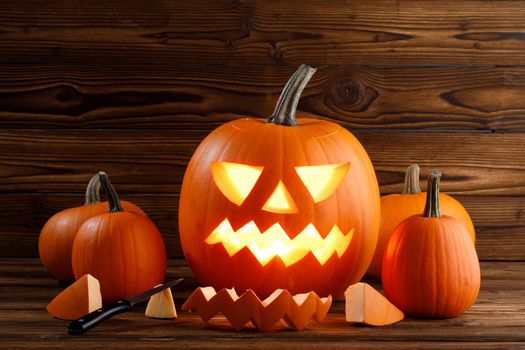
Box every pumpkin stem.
[423,170,442,218]
[401,164,422,194]
[98,171,124,213]
[266,64,317,126]
[84,173,101,205]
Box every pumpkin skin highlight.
[367,164,475,280]
[39,174,145,281]
[71,172,166,303]
[382,171,480,318]
[179,65,380,298]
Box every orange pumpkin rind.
[344,282,404,326]
[182,287,332,332]
[145,286,177,319]
[368,164,475,280]
[39,172,146,281]
[382,171,480,318]
[179,64,381,298]
[71,172,166,303]
[47,274,102,320]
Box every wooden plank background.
[1,0,524,262]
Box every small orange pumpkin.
[367,164,475,280]
[39,173,145,281]
[382,171,480,318]
[179,65,380,298]
[71,172,166,303]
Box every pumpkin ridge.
[327,130,358,237]
[301,124,339,236]
[72,180,166,303]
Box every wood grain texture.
[3,0,525,66]
[3,65,525,131]
[0,193,182,259]
[0,2,524,348]
[1,129,524,259]
[1,129,524,195]
[0,259,523,349]
[2,193,524,261]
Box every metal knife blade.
[129,278,184,306]
[67,278,184,335]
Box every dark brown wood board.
[3,0,525,66]
[2,64,525,131]
[0,258,523,349]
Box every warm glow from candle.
[262,181,297,213]
[295,163,350,202]
[206,219,354,266]
[211,162,263,206]
[211,162,350,211]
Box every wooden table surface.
[1,258,523,350]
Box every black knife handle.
[67,299,133,335]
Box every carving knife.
[67,278,183,335]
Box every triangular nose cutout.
[262,181,298,214]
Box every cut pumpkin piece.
[345,282,404,326]
[283,291,319,330]
[218,288,259,331]
[256,289,292,331]
[145,286,177,319]
[182,287,332,332]
[47,274,102,320]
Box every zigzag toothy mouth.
[205,219,354,267]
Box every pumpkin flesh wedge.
[47,274,102,320]
[145,287,177,319]
[345,282,404,326]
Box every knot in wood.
[328,76,364,108]
[56,85,80,103]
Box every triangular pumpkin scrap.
[182,286,222,323]
[47,274,102,320]
[315,295,332,322]
[256,289,291,331]
[345,282,404,326]
[145,287,177,319]
[219,289,260,331]
[283,292,317,330]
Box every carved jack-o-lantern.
[179,65,380,297]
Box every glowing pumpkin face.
[179,65,380,297]
[207,161,352,266]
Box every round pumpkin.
[71,172,166,303]
[179,65,380,298]
[39,173,145,281]
[367,164,475,280]
[382,171,480,318]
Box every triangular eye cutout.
[295,163,350,203]
[262,181,298,214]
[211,162,263,206]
